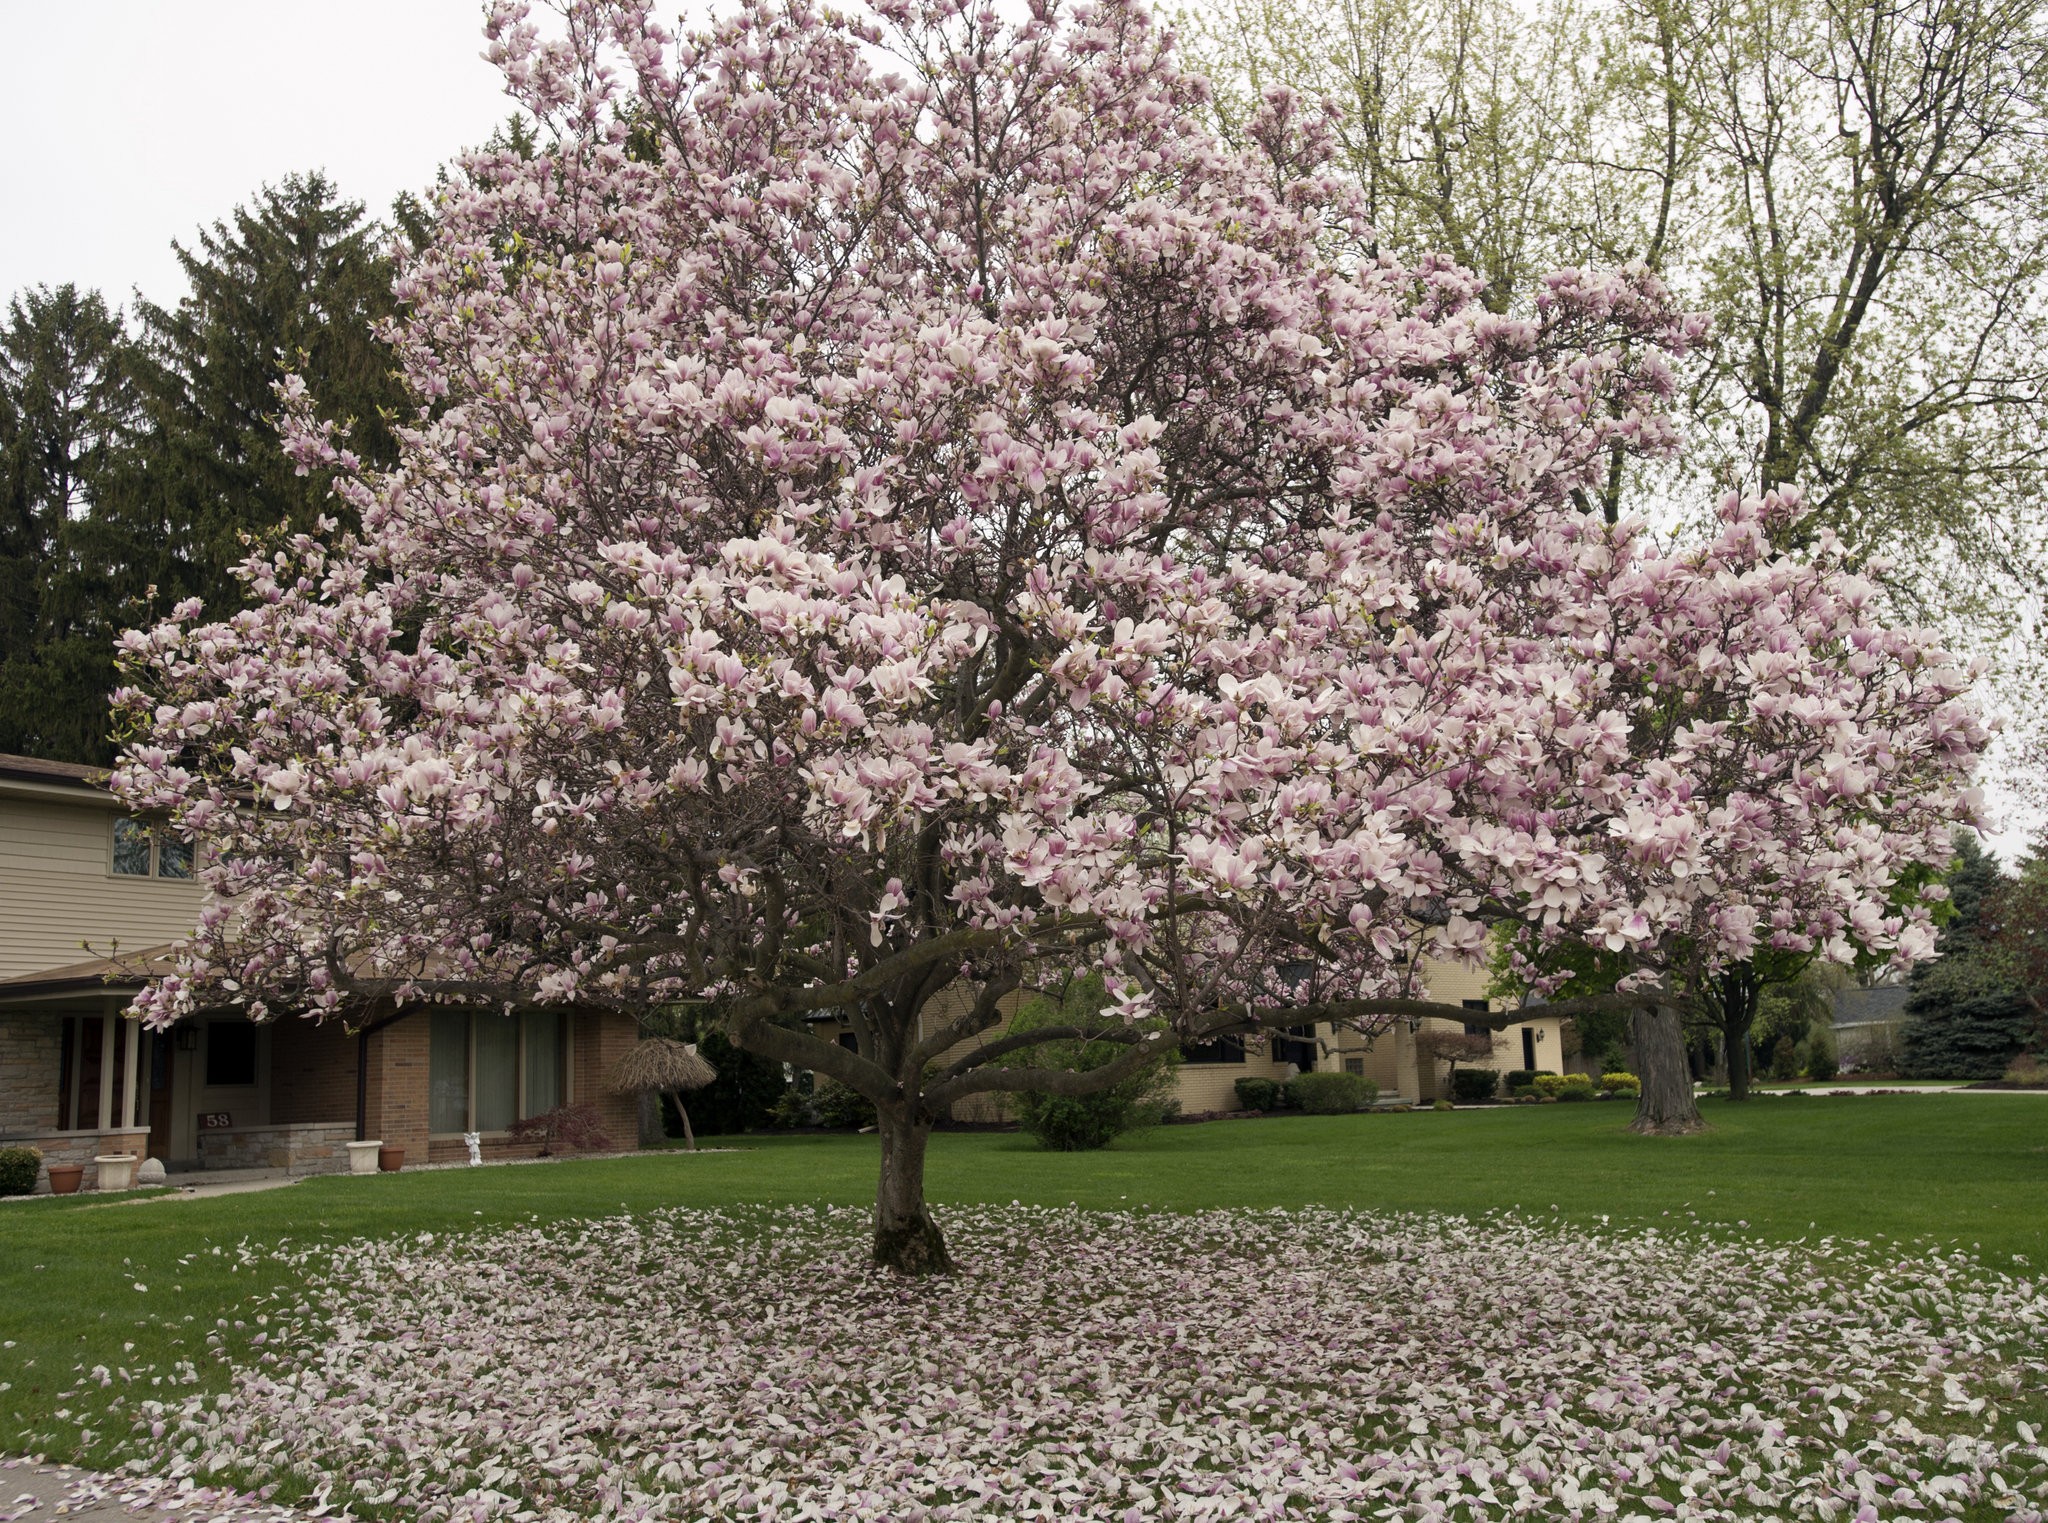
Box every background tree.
[0,285,150,763]
[1899,832,2035,1077]
[132,173,406,613]
[1184,0,2048,639]
[1003,973,1181,1151]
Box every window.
[112,817,195,878]
[1343,1057,1365,1077]
[205,1021,258,1087]
[837,1031,859,1052]
[1181,1034,1246,1064]
[427,1010,573,1134]
[1463,999,1491,1038]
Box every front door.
[1522,1026,1537,1071]
[145,1030,176,1165]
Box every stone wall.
[0,1012,62,1133]
[194,1121,354,1174]
[0,1127,150,1192]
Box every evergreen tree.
[133,172,405,617]
[1900,834,2032,1079]
[0,285,150,763]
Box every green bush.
[0,1145,41,1196]
[1558,1073,1596,1099]
[1449,1068,1499,1103]
[814,1079,878,1131]
[1007,973,1179,1151]
[1286,1071,1377,1114]
[1769,1036,1800,1080]
[1804,1043,1839,1082]
[1531,1074,1569,1098]
[1598,1071,1640,1094]
[1431,1098,1455,1111]
[1234,1077,1282,1112]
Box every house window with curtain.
[427,1010,571,1134]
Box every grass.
[2,1092,2044,1471]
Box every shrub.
[1508,1084,1536,1099]
[1449,1068,1499,1103]
[1007,973,1179,1151]
[1556,1074,1595,1101]
[1431,1098,1455,1111]
[1234,1077,1282,1113]
[1598,1071,1640,1094]
[1769,1036,1800,1080]
[814,1079,879,1131]
[2003,1053,2046,1086]
[1531,1074,1569,1098]
[1804,1043,1839,1082]
[1286,1071,1377,1113]
[1503,1069,1536,1092]
[0,1145,41,1196]
[767,1086,815,1128]
[507,1103,613,1155]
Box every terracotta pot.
[377,1146,404,1173]
[45,1163,84,1195]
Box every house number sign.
[199,1112,233,1130]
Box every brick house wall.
[269,1019,359,1126]
[368,1013,432,1161]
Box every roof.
[1832,984,1912,1028]
[0,753,111,789]
[0,945,179,1002]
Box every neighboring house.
[1832,983,1912,1069]
[804,958,1578,1119]
[0,754,638,1192]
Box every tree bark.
[666,1090,697,1152]
[873,1103,952,1275]
[1724,1023,1753,1102]
[1629,1004,1707,1135]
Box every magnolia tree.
[114,0,1981,1269]
[1493,489,1989,1132]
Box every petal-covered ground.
[126,1207,2048,1522]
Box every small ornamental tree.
[114,0,1983,1269]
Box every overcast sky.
[0,1,515,312]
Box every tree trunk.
[1630,1004,1708,1135]
[666,1090,697,1152]
[1725,1022,1753,1102]
[873,1104,952,1275]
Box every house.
[802,957,1579,1120]
[0,753,639,1192]
[1831,983,1912,1069]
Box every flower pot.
[377,1146,404,1173]
[46,1163,84,1195]
[346,1140,383,1176]
[94,1153,139,1191]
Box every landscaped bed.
[44,1205,2047,1522]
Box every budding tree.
[115,0,1981,1267]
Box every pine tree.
[0,284,150,763]
[1900,834,2032,1079]
[133,173,405,617]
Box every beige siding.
[0,795,204,980]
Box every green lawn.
[2,1093,2043,1469]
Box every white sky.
[0,1,516,312]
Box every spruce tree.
[0,284,150,763]
[133,173,405,616]
[1900,834,2032,1079]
